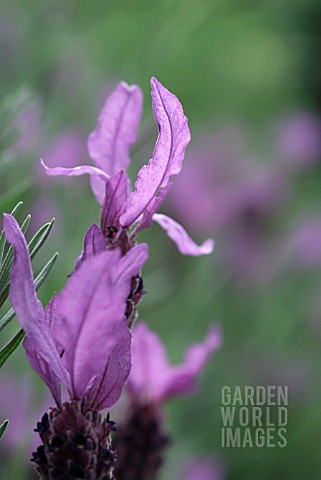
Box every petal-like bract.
[4,215,148,410]
[54,250,127,399]
[100,170,129,234]
[152,213,214,256]
[84,320,131,410]
[111,243,148,291]
[4,214,69,403]
[24,337,62,406]
[88,82,143,176]
[41,160,109,182]
[135,183,172,233]
[120,78,191,227]
[41,160,109,204]
[127,322,222,403]
[54,244,147,404]
[75,224,106,270]
[127,322,170,403]
[158,325,222,401]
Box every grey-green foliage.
[0,87,35,211]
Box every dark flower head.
[113,323,222,480]
[4,214,148,479]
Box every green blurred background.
[1,1,321,478]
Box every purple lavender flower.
[168,127,248,235]
[42,77,214,257]
[128,322,222,404]
[275,112,321,170]
[4,213,148,479]
[288,216,321,269]
[266,214,321,278]
[114,322,222,480]
[169,129,286,235]
[180,457,225,480]
[168,131,288,284]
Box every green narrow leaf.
[0,215,50,308]
[34,251,58,290]
[0,420,9,440]
[9,201,23,217]
[0,252,58,332]
[0,201,23,265]
[0,232,5,268]
[0,329,25,368]
[0,251,58,362]
[29,218,55,260]
[0,308,15,333]
[0,308,15,332]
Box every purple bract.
[4,214,148,410]
[42,78,214,257]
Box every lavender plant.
[3,78,221,479]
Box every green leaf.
[0,420,9,440]
[34,251,58,290]
[28,218,55,260]
[0,252,58,332]
[0,201,23,265]
[0,217,54,309]
[0,308,15,334]
[0,329,25,368]
[0,252,58,365]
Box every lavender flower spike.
[5,213,147,407]
[4,214,148,479]
[43,77,214,257]
[114,322,222,479]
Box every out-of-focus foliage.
[0,0,321,479]
[0,90,59,369]
[0,89,34,210]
